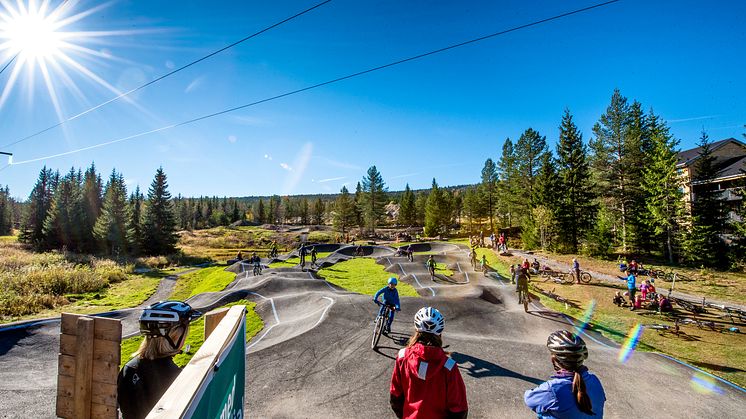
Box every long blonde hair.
[406,330,443,348]
[134,325,188,360]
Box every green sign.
[186,314,246,419]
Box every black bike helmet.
[547,330,588,369]
[139,301,202,349]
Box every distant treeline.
[3,89,744,268]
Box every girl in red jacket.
[390,307,468,419]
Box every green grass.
[269,257,300,268]
[66,274,161,309]
[169,266,236,300]
[121,300,263,368]
[317,258,419,296]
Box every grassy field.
[482,253,746,388]
[269,257,300,268]
[178,226,290,261]
[318,258,419,296]
[120,300,263,368]
[529,250,746,306]
[169,266,236,300]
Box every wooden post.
[74,317,95,419]
[57,314,121,419]
[204,307,230,340]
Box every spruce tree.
[231,200,240,223]
[424,179,444,237]
[497,138,518,227]
[515,128,549,204]
[360,166,388,235]
[681,131,727,267]
[81,163,103,252]
[94,170,131,255]
[480,159,498,231]
[555,109,596,253]
[20,166,55,248]
[641,112,683,263]
[397,184,416,227]
[256,199,265,224]
[128,186,145,255]
[43,168,84,251]
[142,168,178,255]
[415,192,427,226]
[332,186,356,234]
[0,185,10,235]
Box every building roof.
[718,155,746,179]
[677,137,744,167]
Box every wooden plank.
[59,355,118,385]
[74,317,95,419]
[91,402,118,419]
[91,382,117,407]
[204,307,229,339]
[57,374,74,398]
[147,305,246,419]
[56,395,73,418]
[61,314,122,342]
[92,339,121,364]
[59,333,77,356]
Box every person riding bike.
[406,244,414,262]
[118,301,202,419]
[480,254,488,273]
[426,255,436,277]
[252,252,262,275]
[374,277,401,334]
[524,330,606,418]
[390,307,468,419]
[516,264,530,296]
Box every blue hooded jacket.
[524,368,606,419]
[374,286,400,310]
[626,274,636,290]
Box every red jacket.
[390,343,468,419]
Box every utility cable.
[9,0,620,166]
[0,53,19,78]
[1,0,333,149]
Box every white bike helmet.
[414,307,445,335]
[140,301,201,349]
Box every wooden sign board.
[56,314,122,419]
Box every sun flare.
[3,5,64,60]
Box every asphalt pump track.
[0,243,744,417]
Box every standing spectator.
[118,301,202,419]
[490,232,496,249]
[299,246,307,265]
[311,246,318,267]
[628,259,639,274]
[626,270,637,311]
[572,258,581,284]
[640,280,649,300]
[390,307,468,419]
[524,330,606,418]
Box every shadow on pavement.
[451,352,543,385]
[0,327,33,356]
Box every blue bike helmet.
[388,277,398,285]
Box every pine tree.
[313,198,325,225]
[397,184,416,227]
[300,198,310,224]
[527,154,559,249]
[360,166,388,235]
[94,170,131,255]
[332,186,356,234]
[256,199,265,224]
[681,131,727,267]
[425,179,445,237]
[128,186,145,255]
[415,192,427,227]
[641,112,683,263]
[514,128,549,205]
[590,89,642,252]
[480,159,498,231]
[462,187,481,232]
[497,138,518,227]
[231,200,240,223]
[555,109,596,253]
[43,168,84,251]
[142,168,178,255]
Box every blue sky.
[0,0,744,199]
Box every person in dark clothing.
[299,246,307,265]
[311,246,318,267]
[117,301,201,419]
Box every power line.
[1,0,333,149]
[0,53,19,78]
[10,0,621,166]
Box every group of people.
[372,277,605,418]
[299,244,318,269]
[618,270,673,312]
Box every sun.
[2,4,64,60]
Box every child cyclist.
[374,277,401,334]
[524,330,606,418]
[390,307,468,419]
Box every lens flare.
[573,299,596,337]
[690,372,725,395]
[618,323,643,364]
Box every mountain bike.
[253,264,262,276]
[572,269,592,284]
[517,282,530,312]
[427,263,436,279]
[372,301,395,350]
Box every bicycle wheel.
[522,291,529,312]
[650,269,665,279]
[559,273,573,285]
[371,315,384,349]
[675,273,692,282]
[580,272,592,284]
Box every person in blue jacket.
[524,330,606,418]
[374,277,401,334]
[626,270,637,311]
